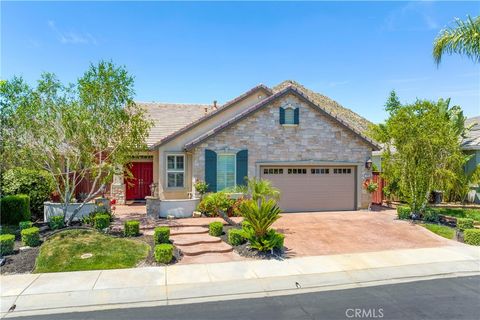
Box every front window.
[284,108,295,124]
[166,154,184,188]
[217,154,236,191]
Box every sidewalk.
[1,245,479,318]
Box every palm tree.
[433,15,480,65]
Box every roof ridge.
[136,101,211,106]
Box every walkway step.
[171,234,221,246]
[177,242,233,256]
[170,227,208,236]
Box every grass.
[35,229,150,273]
[421,223,455,240]
[431,208,480,222]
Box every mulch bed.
[1,241,40,275]
[220,225,285,260]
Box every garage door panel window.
[333,168,352,174]
[288,168,307,174]
[166,155,185,188]
[263,168,284,175]
[217,154,236,191]
[311,168,330,174]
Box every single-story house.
[111,80,380,213]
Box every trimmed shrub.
[154,244,173,264]
[0,234,15,255]
[49,215,65,230]
[21,227,40,247]
[464,229,480,246]
[154,227,170,244]
[124,220,140,237]
[197,192,234,217]
[273,231,285,250]
[0,194,31,225]
[209,221,223,236]
[19,221,33,231]
[422,209,439,222]
[456,218,474,231]
[94,214,110,230]
[397,206,411,220]
[228,229,245,246]
[1,168,55,219]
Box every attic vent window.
[279,105,299,126]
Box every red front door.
[125,162,153,200]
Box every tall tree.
[433,15,480,65]
[0,61,152,225]
[370,94,467,214]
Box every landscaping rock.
[192,211,202,218]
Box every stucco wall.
[191,93,373,208]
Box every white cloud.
[383,1,439,31]
[48,20,97,45]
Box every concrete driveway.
[273,208,455,258]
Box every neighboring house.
[111,80,380,212]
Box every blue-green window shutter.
[205,149,217,192]
[236,149,248,186]
[294,108,299,124]
[279,107,285,124]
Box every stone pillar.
[111,170,126,204]
[146,196,161,219]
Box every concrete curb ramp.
[1,245,479,318]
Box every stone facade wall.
[192,93,373,208]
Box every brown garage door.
[260,166,356,212]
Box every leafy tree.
[370,94,467,215]
[0,61,152,225]
[433,15,480,65]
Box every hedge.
[94,214,110,230]
[209,222,223,237]
[464,229,480,246]
[397,206,411,220]
[154,244,173,264]
[0,194,31,225]
[456,218,474,231]
[228,229,245,246]
[19,221,33,231]
[21,227,41,247]
[0,234,15,255]
[1,168,55,219]
[154,227,170,244]
[124,220,140,237]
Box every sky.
[2,1,479,123]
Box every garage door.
[260,166,356,212]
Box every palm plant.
[247,177,280,202]
[433,15,480,65]
[239,199,281,238]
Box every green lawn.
[431,208,480,222]
[35,229,150,273]
[421,223,455,240]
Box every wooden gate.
[371,172,384,205]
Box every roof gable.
[150,84,272,149]
[184,85,380,150]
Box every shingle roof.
[272,80,373,134]
[184,85,381,151]
[462,116,480,150]
[139,102,213,147]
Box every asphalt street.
[12,276,480,320]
